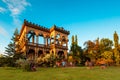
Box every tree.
[72,35,74,45]
[101,51,114,66]
[4,28,19,57]
[113,31,120,65]
[71,35,79,56]
[75,35,78,45]
[114,31,119,48]
[70,35,83,66]
[84,40,98,59]
[101,51,113,59]
[99,38,113,53]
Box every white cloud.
[2,0,31,16]
[0,7,6,13]
[0,26,8,37]
[2,0,31,26]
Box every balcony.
[27,42,50,48]
[50,44,68,50]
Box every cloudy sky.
[0,0,120,54]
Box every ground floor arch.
[58,51,64,58]
[38,50,43,57]
[27,49,35,60]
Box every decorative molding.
[20,19,70,36]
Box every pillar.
[44,37,46,45]
[36,35,39,44]
[50,38,51,44]
[54,37,56,44]
[32,35,34,43]
[46,38,48,45]
[35,48,38,61]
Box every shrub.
[37,54,56,67]
[0,57,15,67]
[15,59,31,71]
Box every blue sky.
[0,0,120,54]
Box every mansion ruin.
[18,19,70,60]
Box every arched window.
[27,30,36,43]
[56,34,60,39]
[38,33,44,44]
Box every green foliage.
[100,38,113,52]
[13,53,25,61]
[72,35,74,44]
[0,57,15,67]
[113,31,120,65]
[114,31,119,48]
[100,51,114,66]
[3,28,23,67]
[5,42,15,57]
[70,35,83,66]
[114,49,120,65]
[4,28,19,57]
[0,53,25,67]
[101,51,113,59]
[75,35,78,45]
[15,59,31,71]
[84,39,100,59]
[37,54,56,67]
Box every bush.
[0,57,15,67]
[37,54,56,67]
[16,59,32,71]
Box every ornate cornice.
[50,25,70,35]
[24,19,50,32]
[19,19,70,38]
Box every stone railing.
[50,44,68,49]
[27,42,50,48]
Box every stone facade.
[18,19,70,60]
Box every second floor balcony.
[26,42,68,50]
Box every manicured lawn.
[0,66,120,80]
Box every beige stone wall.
[19,22,69,60]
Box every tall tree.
[72,35,74,45]
[75,35,78,45]
[71,35,76,56]
[4,28,19,57]
[113,31,120,65]
[70,35,83,65]
[114,31,119,48]
[71,35,79,56]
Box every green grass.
[0,67,120,80]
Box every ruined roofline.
[24,19,50,32]
[50,25,70,35]
[24,19,70,35]
[19,19,50,38]
[19,19,70,38]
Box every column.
[32,35,34,43]
[36,35,39,44]
[44,37,46,45]
[50,38,51,44]
[46,38,48,45]
[35,48,38,60]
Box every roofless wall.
[18,19,70,61]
